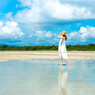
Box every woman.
[58,31,70,69]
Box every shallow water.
[0,59,95,95]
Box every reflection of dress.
[58,70,68,91]
[58,35,67,59]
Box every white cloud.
[44,31,53,38]
[29,30,58,44]
[17,0,32,7]
[0,21,24,39]
[0,21,3,26]
[68,26,95,42]
[30,30,55,38]
[44,1,94,20]
[6,0,95,24]
[6,12,13,19]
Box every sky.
[0,0,95,46]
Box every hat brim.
[61,33,66,36]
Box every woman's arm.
[57,34,61,37]
[58,34,65,40]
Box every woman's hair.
[63,35,67,41]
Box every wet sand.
[0,51,95,62]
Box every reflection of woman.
[58,66,68,95]
[58,31,70,69]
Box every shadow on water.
[58,66,68,95]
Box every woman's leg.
[65,58,70,69]
[65,58,70,65]
[60,57,63,66]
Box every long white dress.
[58,35,67,59]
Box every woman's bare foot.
[67,65,70,70]
[68,62,70,65]
[65,65,70,72]
[60,64,63,67]
[67,61,70,66]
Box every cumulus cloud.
[68,26,95,42]
[34,31,53,39]
[29,30,58,44]
[17,0,32,7]
[6,0,95,24]
[0,21,24,39]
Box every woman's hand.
[58,34,65,40]
[58,34,61,37]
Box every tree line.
[0,44,95,51]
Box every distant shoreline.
[0,44,95,51]
[0,51,95,62]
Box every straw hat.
[61,31,66,36]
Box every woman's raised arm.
[58,34,61,37]
[58,34,65,40]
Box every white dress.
[58,35,67,59]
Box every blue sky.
[0,0,95,46]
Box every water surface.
[0,59,95,95]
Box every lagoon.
[0,59,95,95]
